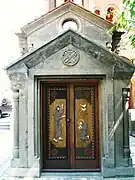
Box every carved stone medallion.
[62,49,80,66]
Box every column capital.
[7,63,28,91]
[8,71,28,91]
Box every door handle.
[67,118,70,123]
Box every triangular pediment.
[21,2,112,35]
[16,1,113,57]
[6,30,135,80]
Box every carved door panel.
[42,83,100,170]
[74,85,100,169]
[43,85,69,169]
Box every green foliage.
[115,0,135,48]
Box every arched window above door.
[62,18,78,31]
[106,7,115,22]
[105,5,119,23]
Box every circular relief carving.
[62,49,80,66]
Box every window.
[62,19,78,31]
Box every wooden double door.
[41,82,100,171]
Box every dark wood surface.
[41,81,100,171]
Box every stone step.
[41,172,102,179]
[40,175,103,180]
[1,168,135,179]
[0,176,135,180]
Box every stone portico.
[5,2,135,178]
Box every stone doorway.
[40,80,100,171]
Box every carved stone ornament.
[62,49,80,66]
[8,72,28,91]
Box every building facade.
[17,0,121,56]
[5,0,135,178]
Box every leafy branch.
[114,0,135,48]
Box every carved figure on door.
[53,104,65,143]
[78,119,89,141]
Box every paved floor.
[131,135,135,167]
[0,119,135,179]
[0,176,135,180]
[0,114,13,177]
[0,129,12,177]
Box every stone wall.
[5,29,134,178]
[27,11,111,53]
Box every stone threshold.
[1,171,135,180]
[41,172,102,177]
[0,176,135,180]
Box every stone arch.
[105,4,119,23]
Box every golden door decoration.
[47,87,67,159]
[75,86,96,160]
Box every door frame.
[39,77,101,172]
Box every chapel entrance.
[41,81,100,171]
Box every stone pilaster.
[16,32,28,55]
[103,79,115,168]
[83,0,89,10]
[122,88,131,165]
[12,89,19,158]
[19,87,28,168]
[8,68,28,168]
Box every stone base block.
[102,167,135,178]
[3,167,40,178]
[11,158,20,168]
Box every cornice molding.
[21,2,112,35]
[6,30,135,80]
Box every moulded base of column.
[12,147,19,159]
[11,158,20,168]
